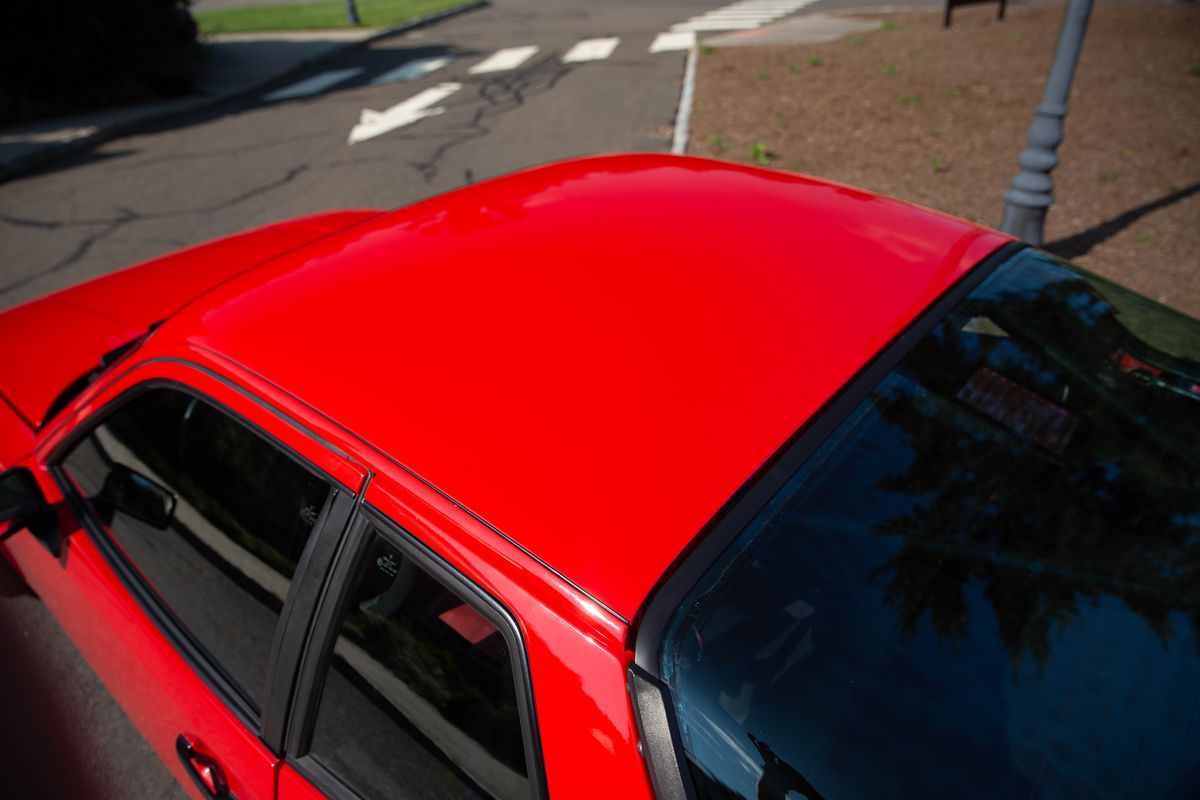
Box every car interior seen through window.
[308,526,530,800]
[58,387,333,716]
[661,251,1200,800]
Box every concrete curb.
[0,0,487,184]
[671,45,698,155]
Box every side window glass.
[59,387,332,713]
[309,528,530,800]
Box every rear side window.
[307,526,531,800]
[59,387,332,714]
[660,252,1200,799]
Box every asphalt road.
[1,0,733,311]
[0,0,925,794]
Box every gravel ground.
[689,1,1200,316]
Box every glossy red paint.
[360,472,653,799]
[158,154,1010,619]
[6,358,372,800]
[0,210,378,429]
[0,155,1015,800]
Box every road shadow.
[1044,182,1200,260]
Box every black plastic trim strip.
[627,665,696,800]
[47,379,359,745]
[262,485,362,750]
[283,504,549,800]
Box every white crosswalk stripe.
[667,0,816,34]
[263,68,363,101]
[562,37,620,63]
[371,55,454,85]
[649,31,696,53]
[469,46,539,74]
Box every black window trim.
[627,240,1027,798]
[48,377,363,753]
[40,349,628,628]
[283,504,549,800]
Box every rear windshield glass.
[661,250,1200,800]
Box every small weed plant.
[750,142,771,166]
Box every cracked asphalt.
[0,0,725,311]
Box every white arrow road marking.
[264,68,363,101]
[347,82,462,144]
[562,37,620,63]
[371,55,454,85]
[649,31,696,52]
[469,45,539,74]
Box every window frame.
[283,505,548,800]
[47,376,361,751]
[627,240,1026,799]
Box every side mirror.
[0,467,46,525]
[100,465,176,529]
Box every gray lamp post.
[345,0,361,26]
[999,0,1094,245]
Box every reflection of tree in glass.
[867,264,1200,669]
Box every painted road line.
[371,55,454,85]
[693,10,789,17]
[562,37,620,63]
[347,82,462,144]
[727,1,808,7]
[670,0,816,34]
[263,68,363,101]
[650,31,696,53]
[672,19,769,31]
[468,46,539,74]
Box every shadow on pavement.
[1045,181,1200,260]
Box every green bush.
[0,0,200,124]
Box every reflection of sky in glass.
[662,251,1200,800]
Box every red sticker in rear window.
[957,367,1078,454]
[438,603,498,645]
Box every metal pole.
[999,0,1094,245]
[345,0,361,26]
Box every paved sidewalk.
[0,1,484,183]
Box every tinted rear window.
[661,251,1200,800]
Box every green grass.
[750,142,771,166]
[195,0,467,35]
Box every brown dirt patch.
[689,2,1200,316]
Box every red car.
[1,155,1197,800]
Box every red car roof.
[164,154,1010,620]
